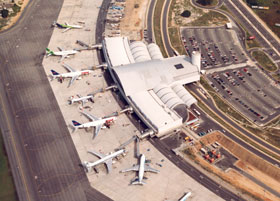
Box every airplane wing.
[121,165,139,173]
[104,159,113,173]
[81,99,86,107]
[68,75,78,87]
[57,47,64,51]
[93,124,102,139]
[144,164,159,173]
[62,63,76,72]
[62,27,71,33]
[82,111,99,121]
[88,150,106,159]
[59,55,67,63]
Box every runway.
[0,0,112,201]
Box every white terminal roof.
[103,37,200,136]
[113,56,200,96]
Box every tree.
[246,0,258,6]
[197,0,214,6]
[181,10,191,18]
[1,9,9,18]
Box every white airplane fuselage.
[53,70,91,79]
[76,116,117,129]
[138,154,146,183]
[86,149,124,169]
[68,24,82,29]
[53,50,78,56]
[71,95,93,104]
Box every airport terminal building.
[102,37,201,137]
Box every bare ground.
[119,0,149,40]
[190,131,280,201]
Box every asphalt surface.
[146,0,156,43]
[187,84,280,167]
[162,0,174,57]
[227,0,280,53]
[223,0,280,61]
[149,138,245,201]
[0,0,112,201]
[181,27,247,69]
[207,67,280,124]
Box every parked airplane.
[46,47,78,62]
[71,111,117,139]
[179,192,192,201]
[121,154,159,185]
[50,63,92,87]
[82,149,125,173]
[53,21,83,32]
[69,94,94,106]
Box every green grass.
[0,133,18,201]
[153,0,168,57]
[9,4,21,17]
[0,18,8,30]
[186,10,229,26]
[168,27,185,55]
[219,5,230,13]
[252,50,277,72]
[271,73,280,82]
[246,38,261,49]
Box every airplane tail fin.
[131,180,146,185]
[72,120,81,127]
[131,177,146,185]
[51,70,59,76]
[46,48,54,56]
[81,161,91,172]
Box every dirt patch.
[188,147,279,201]
[120,0,149,40]
[236,160,280,194]
[189,131,280,200]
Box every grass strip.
[168,27,185,55]
[252,50,278,72]
[0,133,18,201]
[153,0,168,57]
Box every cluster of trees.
[1,9,9,18]
[197,0,214,6]
[246,0,258,6]
[181,10,191,18]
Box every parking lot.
[181,27,247,69]
[207,66,280,124]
